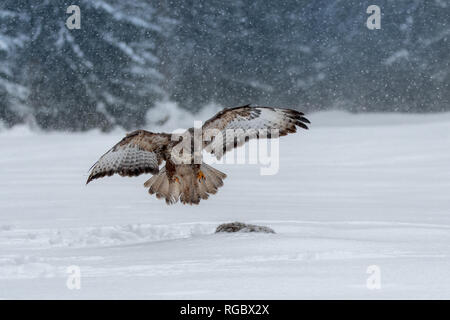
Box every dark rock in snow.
[215,222,275,234]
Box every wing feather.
[202,105,310,159]
[86,130,170,184]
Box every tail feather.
[180,173,199,205]
[167,180,181,204]
[197,180,210,200]
[144,168,166,192]
[143,163,226,205]
[156,176,170,200]
[201,163,226,194]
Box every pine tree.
[0,1,30,127]
[2,0,168,130]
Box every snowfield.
[1,111,450,299]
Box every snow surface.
[1,111,450,299]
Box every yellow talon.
[197,170,206,181]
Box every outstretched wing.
[86,130,170,184]
[202,105,310,159]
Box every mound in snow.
[215,222,275,234]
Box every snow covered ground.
[1,110,450,299]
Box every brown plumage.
[86,105,310,205]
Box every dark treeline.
[0,0,449,131]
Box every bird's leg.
[168,172,180,184]
[197,170,206,182]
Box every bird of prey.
[86,105,310,205]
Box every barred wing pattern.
[86,130,170,184]
[202,105,310,160]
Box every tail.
[144,163,226,205]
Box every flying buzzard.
[86,105,310,205]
